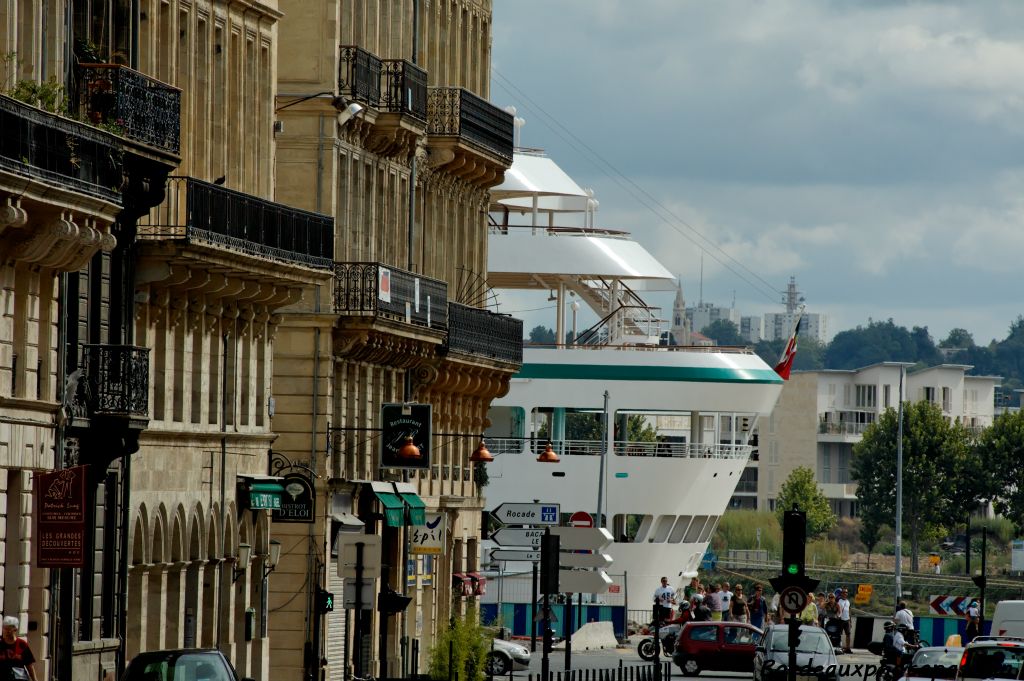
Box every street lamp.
[263,539,282,580]
[233,543,252,583]
[537,442,560,463]
[398,434,421,460]
[469,440,493,463]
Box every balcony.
[0,93,123,203]
[77,64,181,155]
[427,87,514,163]
[817,421,871,436]
[381,59,427,121]
[445,302,522,364]
[334,262,447,329]
[138,177,334,269]
[339,45,382,107]
[67,345,150,425]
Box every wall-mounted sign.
[410,512,446,555]
[378,268,392,303]
[35,465,88,568]
[272,473,315,523]
[380,403,431,470]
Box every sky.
[488,1,1024,346]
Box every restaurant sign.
[35,465,88,568]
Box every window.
[883,385,891,408]
[768,441,779,465]
[820,450,831,483]
[942,387,952,412]
[689,626,718,642]
[923,387,936,404]
[683,516,709,543]
[650,515,675,543]
[612,514,651,543]
[843,384,851,406]
[668,516,693,543]
[725,627,754,645]
[855,385,876,408]
[698,516,719,542]
[837,450,850,483]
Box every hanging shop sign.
[410,512,446,555]
[380,403,432,470]
[35,465,88,568]
[272,473,315,523]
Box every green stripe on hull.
[517,363,783,384]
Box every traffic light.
[540,532,560,594]
[782,509,807,577]
[788,621,802,650]
[316,587,335,613]
[972,575,987,589]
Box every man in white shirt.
[894,602,914,630]
[721,582,734,621]
[838,588,852,653]
[654,576,676,623]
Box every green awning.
[400,492,426,526]
[248,482,284,510]
[374,491,405,528]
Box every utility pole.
[895,365,904,607]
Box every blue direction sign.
[491,502,560,526]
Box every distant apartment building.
[764,311,829,344]
[741,316,764,344]
[687,302,740,334]
[736,363,1000,517]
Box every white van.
[991,601,1024,637]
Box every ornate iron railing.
[339,45,382,107]
[381,59,427,121]
[82,344,150,418]
[426,87,513,162]
[445,302,522,364]
[138,177,334,269]
[0,94,123,202]
[77,64,181,154]
[333,262,448,329]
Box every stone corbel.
[0,197,28,236]
[169,296,189,329]
[237,306,256,335]
[265,286,304,312]
[266,314,282,342]
[188,296,207,333]
[18,212,78,265]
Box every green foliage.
[711,510,781,556]
[824,319,937,369]
[978,409,1024,532]
[428,609,490,681]
[940,328,975,349]
[701,319,745,346]
[806,538,845,567]
[852,401,977,572]
[6,76,67,114]
[775,466,836,538]
[473,460,488,490]
[527,325,556,345]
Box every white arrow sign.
[558,552,613,569]
[491,527,546,547]
[491,502,560,526]
[550,526,614,551]
[490,549,542,562]
[558,569,614,594]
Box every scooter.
[824,617,843,650]
[638,622,681,661]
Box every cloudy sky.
[489,1,1024,345]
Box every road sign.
[491,549,541,562]
[929,595,969,616]
[558,551,613,569]
[558,569,613,594]
[492,527,546,547]
[569,511,594,528]
[343,578,374,609]
[779,586,808,615]
[549,526,613,551]
[491,502,560,526]
[337,535,383,580]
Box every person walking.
[731,584,750,623]
[0,616,38,681]
[749,584,768,629]
[837,588,853,653]
[708,583,724,621]
[720,582,734,620]
[965,600,981,643]
[692,594,712,622]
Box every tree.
[701,319,745,346]
[858,510,884,571]
[851,401,974,572]
[978,410,1024,532]
[527,325,555,345]
[774,466,836,538]
[939,328,975,349]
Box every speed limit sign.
[780,586,808,615]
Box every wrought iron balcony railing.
[77,64,181,154]
[445,302,522,364]
[381,59,427,121]
[334,262,448,329]
[79,344,150,420]
[427,87,514,162]
[138,177,334,269]
[339,46,382,107]
[0,94,123,203]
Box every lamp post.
[895,365,904,606]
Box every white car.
[487,638,531,675]
[955,636,1024,681]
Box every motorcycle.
[824,617,843,650]
[866,641,903,681]
[637,621,681,661]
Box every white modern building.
[741,315,764,344]
[736,362,1000,517]
[687,302,740,335]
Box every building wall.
[757,372,819,511]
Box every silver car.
[753,624,839,681]
[487,638,531,675]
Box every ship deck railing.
[486,438,751,460]
[489,224,634,239]
[523,342,758,354]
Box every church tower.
[671,279,691,345]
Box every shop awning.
[400,492,426,526]
[373,490,405,528]
[237,475,286,511]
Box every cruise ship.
[482,149,784,602]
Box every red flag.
[773,313,803,380]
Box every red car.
[672,621,764,676]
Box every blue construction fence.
[853,616,992,648]
[481,603,627,640]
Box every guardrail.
[427,87,514,162]
[381,59,427,121]
[77,63,181,153]
[445,302,522,364]
[333,262,448,329]
[486,438,751,460]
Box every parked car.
[122,649,253,681]
[753,624,838,681]
[905,646,963,681]
[955,636,1024,681]
[486,638,531,675]
[672,621,763,676]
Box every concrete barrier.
[553,621,619,651]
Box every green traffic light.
[786,563,799,575]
